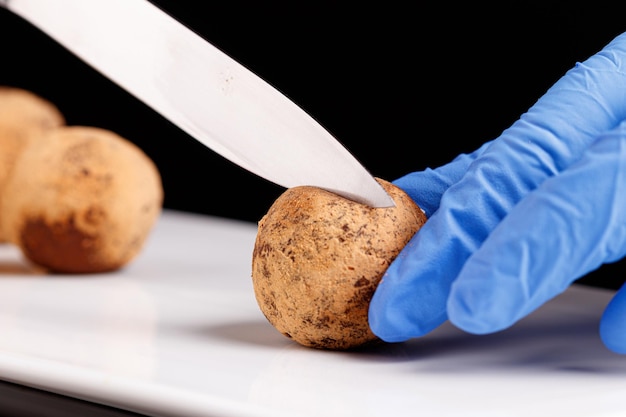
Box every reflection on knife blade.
[3,0,394,207]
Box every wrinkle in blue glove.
[449,122,626,334]
[369,31,626,352]
[394,141,492,217]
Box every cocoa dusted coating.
[19,210,144,274]
[20,215,107,273]
[0,87,65,242]
[1,126,163,273]
[251,178,427,350]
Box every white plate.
[0,210,625,417]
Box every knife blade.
[1,0,394,207]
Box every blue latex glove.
[369,31,626,354]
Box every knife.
[0,0,394,207]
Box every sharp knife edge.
[1,0,395,207]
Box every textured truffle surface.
[251,178,427,350]
[0,87,65,241]
[1,126,163,273]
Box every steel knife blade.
[1,0,394,207]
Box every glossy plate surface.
[0,210,625,417]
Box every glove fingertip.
[447,289,507,335]
[368,279,443,342]
[599,285,626,354]
[368,251,450,342]
[447,266,528,335]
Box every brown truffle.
[251,178,427,350]
[0,126,163,273]
[0,87,65,241]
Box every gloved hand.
[368,31,626,354]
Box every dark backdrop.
[1,2,625,289]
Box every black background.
[1,1,625,289]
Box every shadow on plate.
[204,309,626,375]
[198,319,293,349]
[347,315,626,374]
